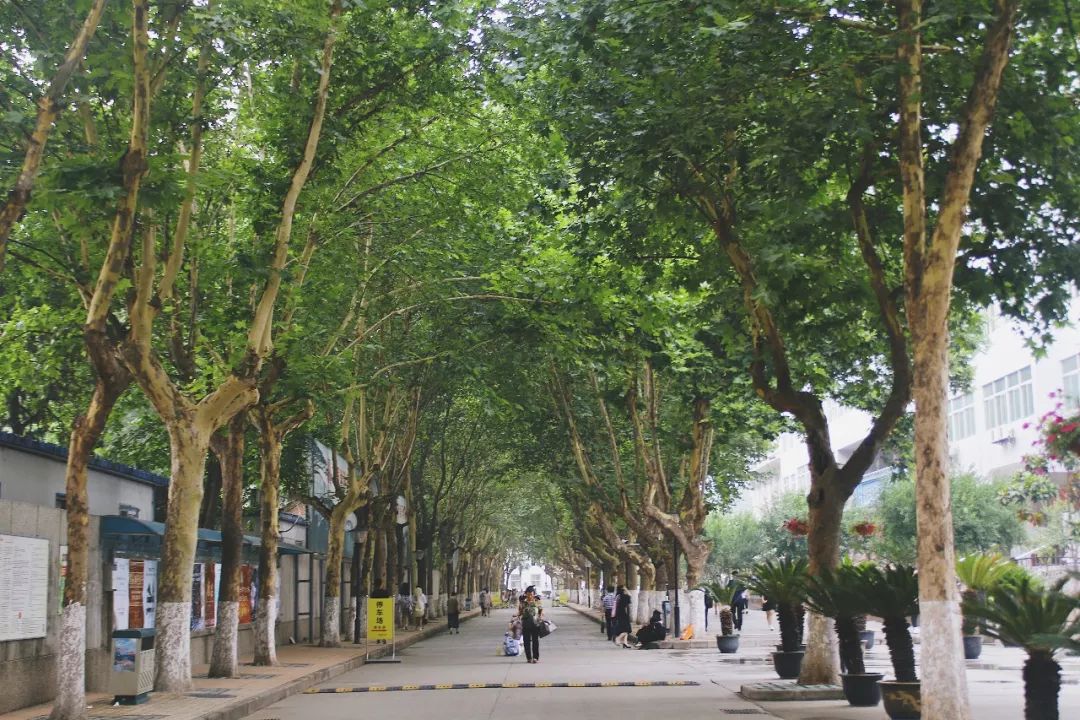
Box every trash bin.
[110,628,155,705]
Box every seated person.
[635,610,668,647]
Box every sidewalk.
[3,610,479,720]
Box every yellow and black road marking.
[305,680,697,694]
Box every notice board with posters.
[0,534,50,641]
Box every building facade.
[739,296,1080,517]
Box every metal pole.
[672,536,681,638]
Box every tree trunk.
[209,416,244,678]
[199,454,222,530]
[321,503,350,647]
[800,470,846,684]
[895,0,1019,714]
[1023,651,1060,720]
[50,375,126,720]
[374,529,386,592]
[155,422,212,693]
[0,0,108,272]
[254,425,282,665]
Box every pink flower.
[1023,422,1031,429]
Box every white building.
[507,562,554,595]
[737,296,1080,517]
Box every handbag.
[538,619,552,638]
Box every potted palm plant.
[964,574,1080,720]
[747,558,808,679]
[955,552,1011,660]
[804,562,882,707]
[716,605,739,653]
[850,564,919,719]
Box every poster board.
[0,534,49,641]
[367,598,394,642]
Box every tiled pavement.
[4,610,479,720]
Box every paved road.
[239,604,765,720]
[240,602,1080,720]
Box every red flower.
[783,517,809,536]
[852,521,877,538]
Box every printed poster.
[0,534,49,641]
[113,637,137,672]
[127,560,144,629]
[58,545,68,614]
[142,560,157,628]
[203,562,216,629]
[239,565,253,625]
[112,558,130,631]
[190,563,204,631]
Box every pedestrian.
[613,585,632,648]
[520,585,544,663]
[413,586,428,628]
[447,590,460,634]
[480,588,491,617]
[732,586,748,631]
[634,610,668,647]
[703,588,713,630]
[397,584,413,631]
[762,594,775,630]
[601,585,616,641]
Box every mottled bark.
[50,4,148,711]
[50,371,127,720]
[897,1,1020,717]
[209,415,245,678]
[0,0,108,271]
[155,424,212,692]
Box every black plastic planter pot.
[963,635,983,660]
[716,634,740,653]
[771,650,805,679]
[841,673,884,707]
[860,630,875,651]
[879,680,921,719]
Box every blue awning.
[101,516,311,555]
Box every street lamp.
[672,535,681,638]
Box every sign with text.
[0,534,49,641]
[367,597,394,642]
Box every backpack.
[521,601,540,629]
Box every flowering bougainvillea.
[783,517,809,536]
[852,521,878,537]
[1023,396,1080,470]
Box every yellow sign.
[367,598,394,642]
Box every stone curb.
[197,609,481,720]
[739,681,845,702]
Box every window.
[1063,353,1080,409]
[948,392,976,440]
[55,493,66,510]
[983,366,1034,429]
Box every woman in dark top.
[634,610,667,647]
[613,586,633,648]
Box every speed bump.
[304,680,700,694]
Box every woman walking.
[613,586,632,648]
[412,586,428,629]
[520,585,544,663]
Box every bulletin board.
[0,534,50,641]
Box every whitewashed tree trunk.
[52,604,87,720]
[210,602,239,677]
[254,598,277,665]
[156,602,193,692]
[322,594,341,646]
